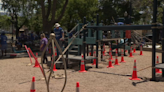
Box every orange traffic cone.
[49,48,51,54]
[33,53,39,68]
[76,82,80,92]
[139,45,143,55]
[30,76,35,92]
[114,50,120,65]
[110,53,114,60]
[55,47,57,56]
[102,52,105,60]
[51,55,57,71]
[156,56,162,73]
[125,44,128,52]
[109,44,112,51]
[53,64,57,71]
[133,44,136,53]
[129,47,133,57]
[102,44,106,60]
[79,55,87,72]
[116,48,118,52]
[120,50,126,63]
[107,54,114,68]
[89,52,91,56]
[109,47,114,60]
[129,60,141,80]
[92,51,96,65]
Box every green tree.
[2,0,36,38]
[98,0,141,24]
[132,0,164,24]
[27,6,42,33]
[0,15,11,30]
[60,0,99,31]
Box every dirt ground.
[0,50,164,92]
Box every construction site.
[0,0,164,92]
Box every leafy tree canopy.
[2,0,37,37]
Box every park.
[0,0,164,92]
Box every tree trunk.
[42,22,53,34]
[16,28,19,39]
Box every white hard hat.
[54,23,60,27]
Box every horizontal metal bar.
[153,63,164,69]
[86,25,160,30]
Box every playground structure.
[64,15,158,70]
[85,5,164,82]
[2,0,163,92]
[65,19,132,68]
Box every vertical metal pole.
[83,17,86,64]
[111,41,113,53]
[117,40,118,53]
[91,21,94,56]
[151,0,157,81]
[128,39,131,54]
[129,0,132,55]
[79,24,81,56]
[77,23,80,38]
[124,38,126,56]
[87,45,89,56]
[96,14,99,68]
[162,8,164,77]
[101,42,103,60]
[12,23,13,42]
[100,22,103,60]
[11,22,14,52]
[66,36,69,69]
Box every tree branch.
[8,18,14,24]
[9,16,14,24]
[11,8,18,26]
[14,13,18,23]
[51,0,57,23]
[18,18,28,29]
[55,0,69,23]
[46,0,51,19]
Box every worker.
[53,23,64,58]
[40,33,48,64]
[0,31,7,57]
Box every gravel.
[0,50,164,92]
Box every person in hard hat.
[53,23,64,58]
[0,31,7,57]
[40,33,48,64]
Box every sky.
[0,0,3,12]
[0,0,7,15]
